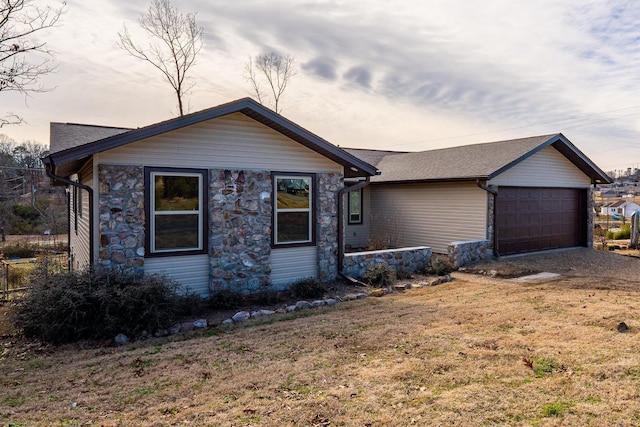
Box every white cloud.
[2,0,640,171]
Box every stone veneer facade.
[316,173,342,282]
[96,165,343,294]
[342,247,432,279]
[447,240,493,268]
[97,165,145,275]
[209,169,272,292]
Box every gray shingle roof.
[347,134,610,184]
[45,98,378,179]
[49,123,131,154]
[342,148,407,168]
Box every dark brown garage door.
[495,187,587,256]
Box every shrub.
[173,292,207,318]
[247,289,286,305]
[1,242,39,258]
[606,224,630,240]
[10,266,182,344]
[208,289,245,310]
[396,269,414,280]
[289,277,328,299]
[361,263,396,288]
[420,256,454,276]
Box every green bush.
[10,203,47,234]
[10,266,183,344]
[420,256,454,276]
[289,277,328,299]
[1,242,39,258]
[361,263,396,288]
[606,224,630,240]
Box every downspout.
[44,158,95,270]
[337,176,370,283]
[66,187,71,270]
[476,180,498,256]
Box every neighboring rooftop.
[49,123,131,154]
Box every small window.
[72,185,78,233]
[145,168,207,256]
[348,188,363,225]
[273,173,315,245]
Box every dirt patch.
[466,247,640,282]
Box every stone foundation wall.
[209,169,272,293]
[447,239,493,268]
[317,173,342,282]
[97,165,145,275]
[342,246,432,278]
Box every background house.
[600,200,640,217]
[44,98,377,296]
[346,134,610,264]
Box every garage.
[495,186,587,256]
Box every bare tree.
[13,139,46,168]
[245,51,296,114]
[1,0,65,127]
[118,0,203,116]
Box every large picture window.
[273,173,315,245]
[348,188,363,224]
[145,168,207,256]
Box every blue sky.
[3,0,640,175]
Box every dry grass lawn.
[2,250,640,426]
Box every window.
[72,185,78,233]
[145,168,207,256]
[348,188,363,224]
[273,173,315,245]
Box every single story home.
[43,98,378,296]
[600,200,640,217]
[44,98,611,294]
[344,133,611,264]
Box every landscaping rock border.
[113,275,454,345]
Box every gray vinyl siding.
[271,247,318,286]
[344,187,371,250]
[369,182,488,254]
[93,112,341,291]
[96,113,340,173]
[489,146,591,188]
[144,255,210,296]
[70,161,93,271]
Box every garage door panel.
[496,187,586,256]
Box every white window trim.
[150,171,204,254]
[274,174,313,245]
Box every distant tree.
[0,0,65,127]
[0,133,16,165]
[13,140,46,168]
[118,0,204,116]
[245,51,296,114]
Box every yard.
[1,249,640,426]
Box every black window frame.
[271,172,317,248]
[144,167,209,258]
